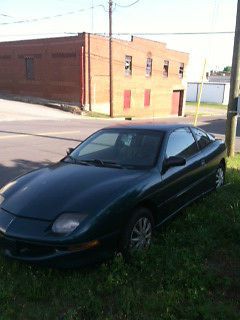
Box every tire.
[215,163,225,189]
[119,207,154,257]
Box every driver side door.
[157,127,203,222]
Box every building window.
[25,57,34,80]
[179,63,184,78]
[144,89,151,107]
[146,58,152,77]
[124,90,131,109]
[163,60,169,78]
[125,55,132,76]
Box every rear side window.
[166,128,198,159]
[192,128,211,150]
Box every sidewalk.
[0,99,87,122]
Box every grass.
[186,102,227,110]
[85,111,110,119]
[0,156,240,320]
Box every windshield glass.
[69,129,164,169]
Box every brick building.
[0,33,189,117]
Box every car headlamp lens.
[52,214,87,235]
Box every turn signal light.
[68,240,100,252]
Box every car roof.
[103,123,192,133]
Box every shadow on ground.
[198,118,240,136]
[0,159,52,188]
[0,130,82,143]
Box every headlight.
[0,194,4,205]
[52,213,87,235]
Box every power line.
[0,4,108,26]
[0,30,234,41]
[114,0,141,8]
[0,13,15,18]
[97,31,234,36]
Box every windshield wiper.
[83,159,123,169]
[64,156,92,166]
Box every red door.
[144,89,151,107]
[171,91,181,115]
[124,90,131,109]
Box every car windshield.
[67,129,164,169]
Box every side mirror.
[66,148,74,155]
[162,156,186,173]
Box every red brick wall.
[0,33,189,117]
[0,35,84,104]
[85,34,189,117]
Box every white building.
[186,82,230,105]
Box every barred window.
[146,58,152,77]
[125,55,132,76]
[25,58,34,80]
[163,60,169,77]
[179,63,184,79]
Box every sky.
[0,0,237,80]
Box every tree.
[223,66,232,73]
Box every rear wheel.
[119,208,154,257]
[215,164,225,189]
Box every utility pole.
[194,58,207,127]
[109,0,113,118]
[225,0,240,157]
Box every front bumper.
[0,207,119,267]
[0,233,117,268]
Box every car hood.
[0,162,148,221]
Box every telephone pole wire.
[225,0,240,157]
[109,0,113,118]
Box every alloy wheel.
[129,217,152,251]
[216,167,224,189]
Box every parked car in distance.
[0,124,226,267]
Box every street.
[0,99,239,188]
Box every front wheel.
[119,208,154,257]
[215,164,225,189]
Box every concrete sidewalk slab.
[0,99,85,122]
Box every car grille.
[2,238,66,258]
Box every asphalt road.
[0,109,239,188]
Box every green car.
[0,124,226,267]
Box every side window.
[166,128,198,159]
[192,128,211,150]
